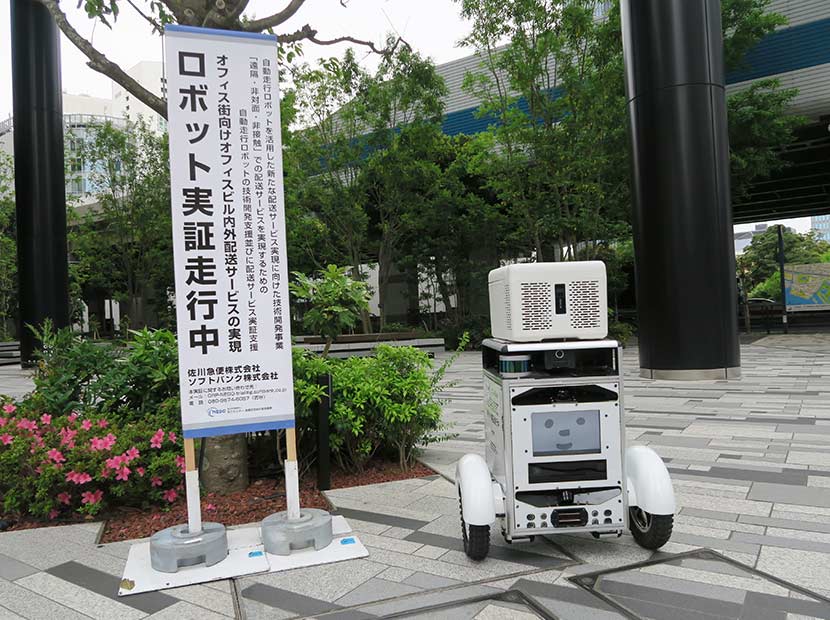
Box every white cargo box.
[488,262,608,341]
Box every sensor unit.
[488,262,608,341]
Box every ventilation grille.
[520,282,553,331]
[504,283,511,330]
[568,280,602,330]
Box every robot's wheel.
[628,507,673,550]
[459,496,490,561]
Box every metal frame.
[568,547,830,620]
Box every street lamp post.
[10,0,70,364]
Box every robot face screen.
[531,410,601,456]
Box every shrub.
[0,401,184,519]
[290,265,371,356]
[291,336,467,473]
[608,317,635,346]
[1,325,467,520]
[27,322,180,427]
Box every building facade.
[433,1,829,135]
[812,215,830,242]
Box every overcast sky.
[0,0,812,232]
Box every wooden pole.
[284,427,301,520]
[184,438,203,534]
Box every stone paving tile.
[335,577,423,607]
[0,554,39,582]
[164,584,235,617]
[239,558,387,603]
[145,601,229,620]
[376,566,416,582]
[0,605,23,620]
[0,578,92,620]
[15,572,145,620]
[756,546,830,596]
[5,339,830,619]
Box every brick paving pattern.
[1,334,830,618]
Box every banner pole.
[284,427,301,521]
[184,438,203,534]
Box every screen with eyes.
[531,410,601,456]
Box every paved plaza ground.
[1,334,830,618]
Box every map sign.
[785,263,830,311]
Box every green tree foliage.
[69,121,173,329]
[287,44,448,328]
[287,53,373,282]
[737,226,830,298]
[459,0,632,262]
[0,154,16,340]
[289,265,370,356]
[457,0,800,263]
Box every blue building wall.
[439,17,830,137]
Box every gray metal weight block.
[149,522,228,573]
[261,508,333,556]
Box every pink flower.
[81,419,92,431]
[0,417,6,427]
[34,466,42,474]
[175,455,186,474]
[57,492,71,505]
[2,403,16,414]
[65,471,92,485]
[104,456,123,469]
[115,466,130,481]
[16,419,37,432]
[68,411,79,423]
[90,433,116,452]
[40,414,52,426]
[31,435,44,449]
[136,467,145,477]
[125,446,140,462]
[97,419,108,429]
[47,448,65,464]
[151,476,163,487]
[48,509,59,520]
[162,488,178,503]
[0,434,12,446]
[205,503,217,511]
[81,489,103,505]
[59,427,77,448]
[150,429,164,449]
[168,432,177,444]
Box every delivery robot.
[456,262,675,560]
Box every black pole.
[10,0,70,364]
[621,0,740,380]
[317,374,331,491]
[777,224,789,334]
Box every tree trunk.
[352,257,371,334]
[201,434,249,494]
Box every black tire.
[629,507,673,550]
[459,496,490,560]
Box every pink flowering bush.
[0,399,185,518]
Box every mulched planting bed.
[0,461,436,543]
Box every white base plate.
[118,516,366,596]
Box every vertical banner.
[165,25,294,438]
